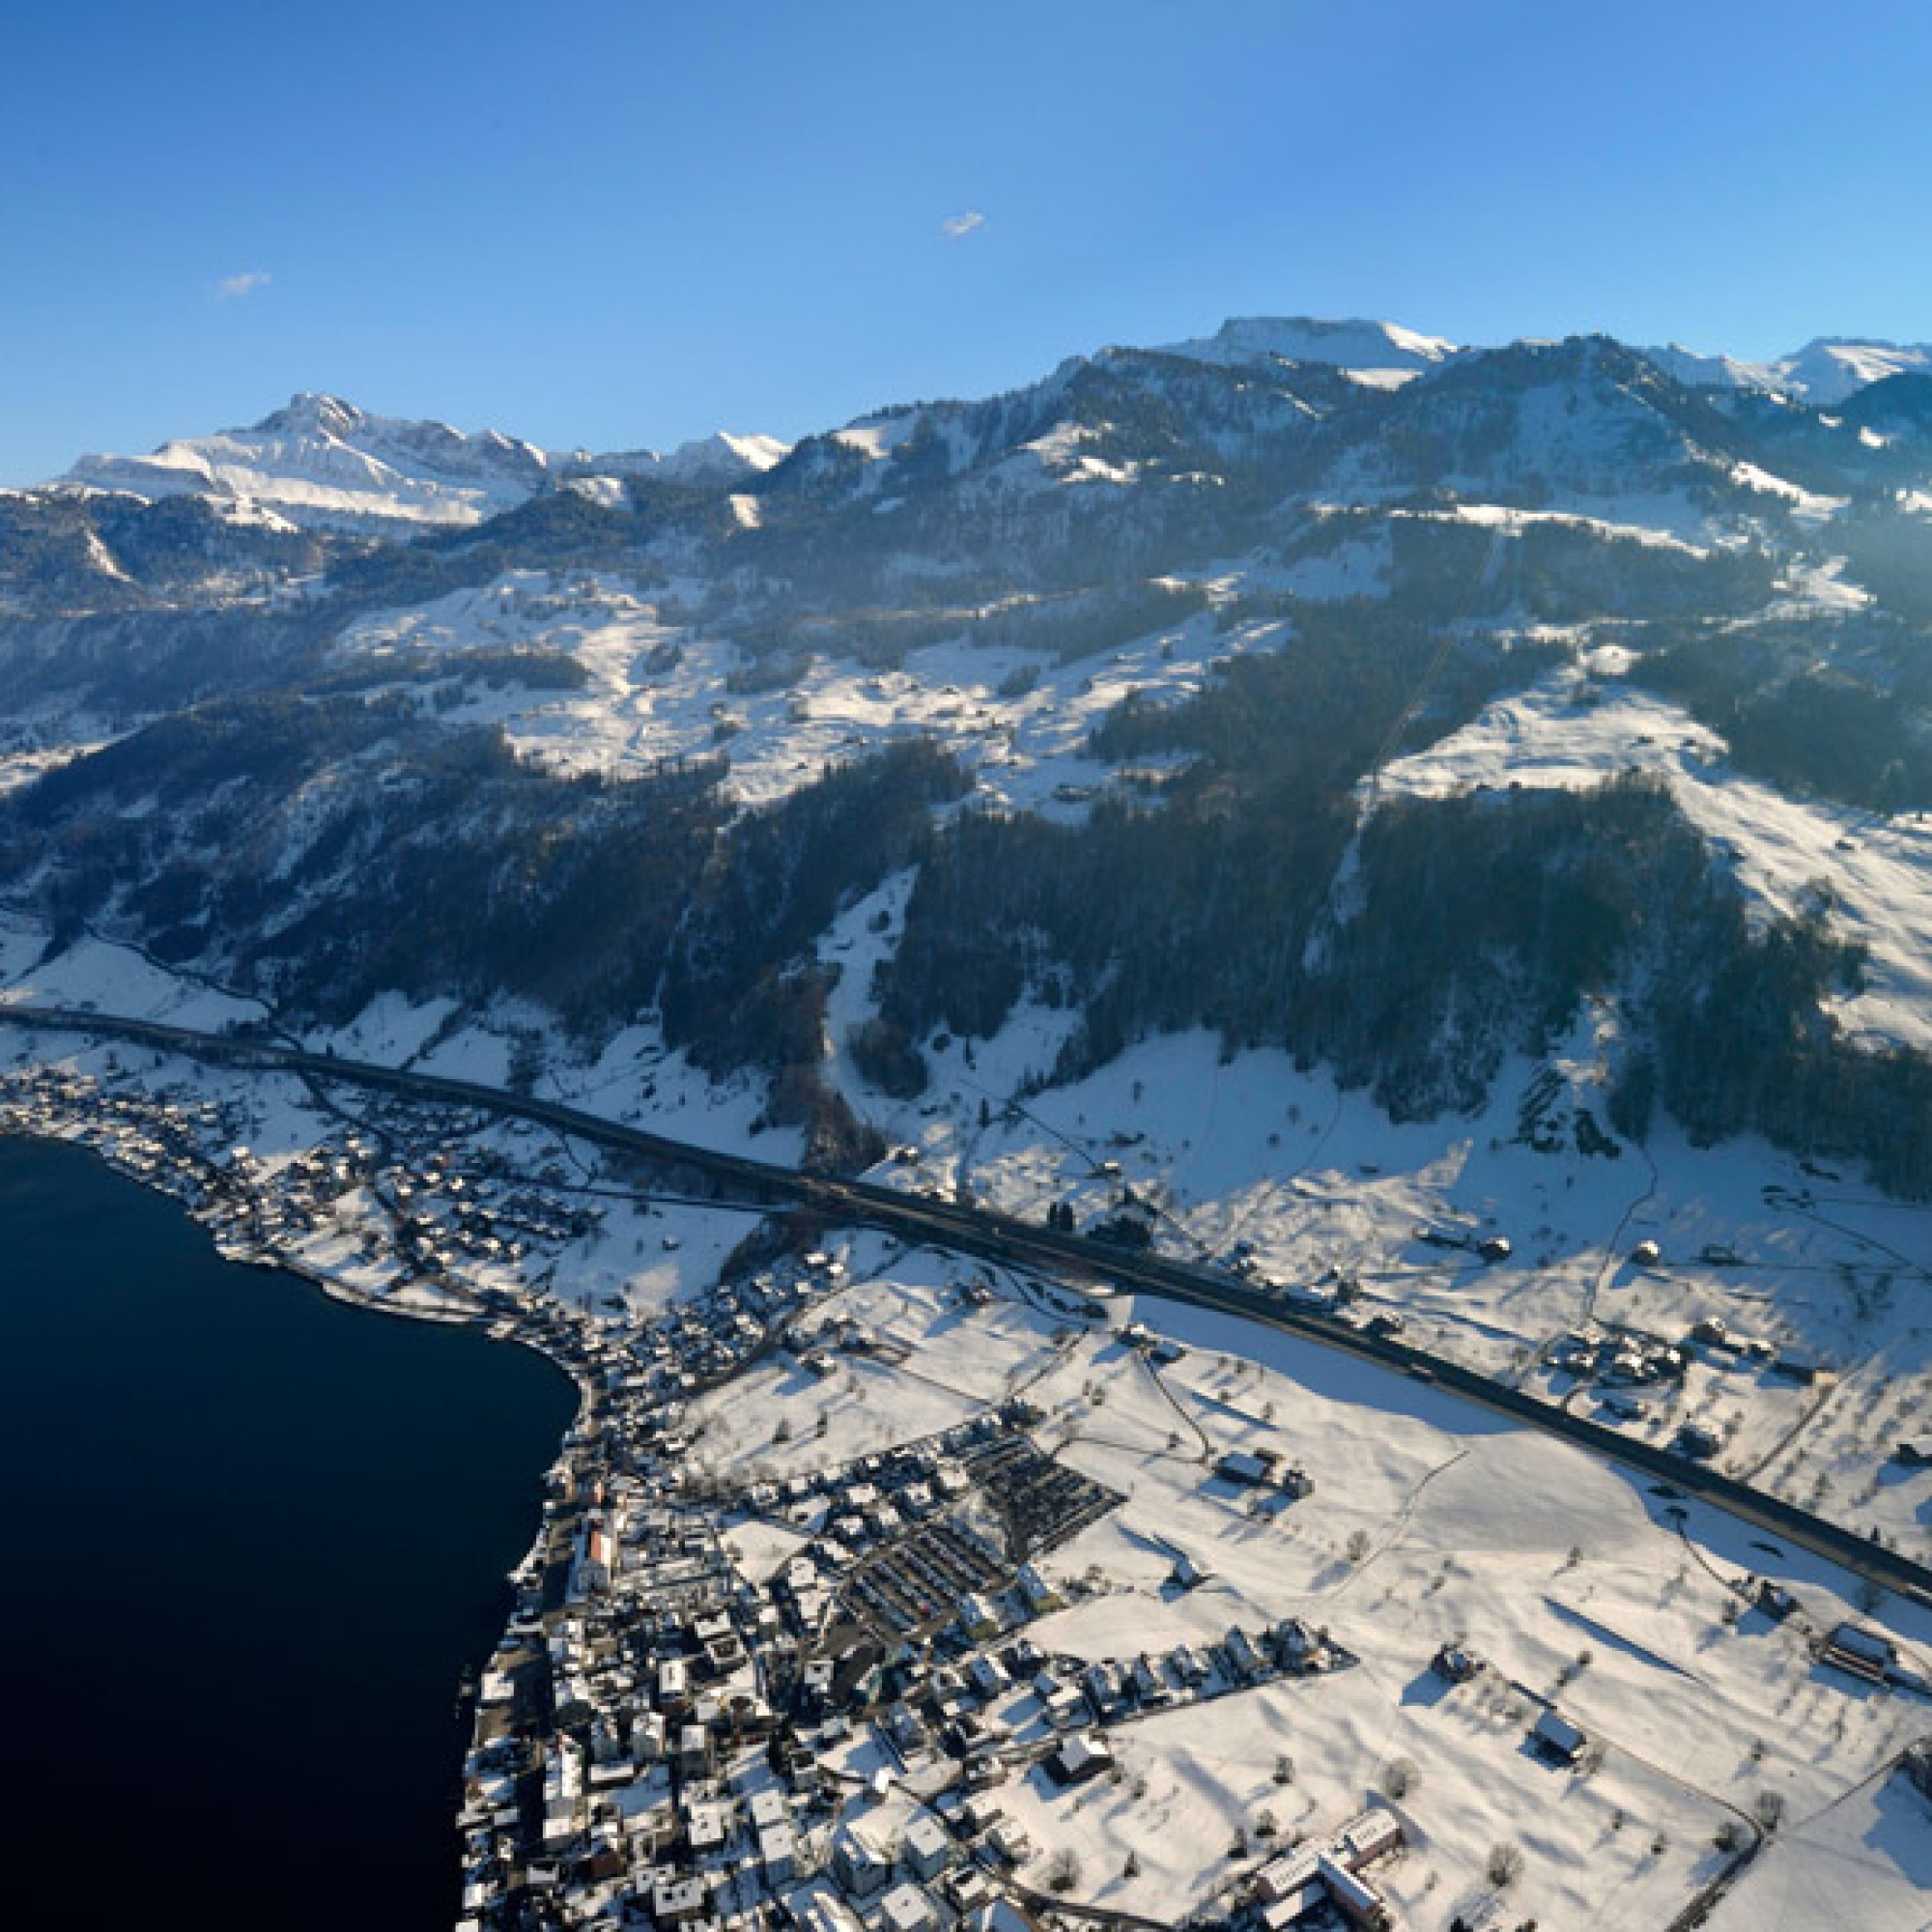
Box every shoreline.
[0,1128,584,1932]
[0,1031,612,1655]
[8,1053,1932,1931]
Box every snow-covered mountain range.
[46,320,1462,525]
[1643,335,1932,406]
[6,313,1932,1214]
[40,322,1931,537]
[16,317,1932,1932]
[53,392,790,533]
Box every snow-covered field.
[0,910,270,1031]
[330,566,1268,816]
[1705,1756,1932,1931]
[11,867,1932,1559]
[802,978,1932,1554]
[691,1242,1932,1931]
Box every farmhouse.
[1532,1708,1588,1765]
[1823,1622,1895,1685]
[1048,1731,1116,1786]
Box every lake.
[0,1134,577,1929]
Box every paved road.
[7,998,1930,1609]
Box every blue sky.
[4,0,1929,483]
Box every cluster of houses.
[0,1061,248,1212]
[6,1051,1423,1930]
[1546,1310,1839,1463]
[1037,1612,1352,1735]
[441,1293,1087,1929]
[435,1238,1388,1932]
[1549,1323,1689,1420]
[0,1059,629,1319]
[1688,1315,1827,1390]
[626,1257,845,1400]
[219,1121,596,1290]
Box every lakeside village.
[9,1045,1932,1932]
[0,1052,1404,1931]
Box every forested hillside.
[8,319,1932,1189]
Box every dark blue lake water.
[0,1134,576,1929]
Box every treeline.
[0,696,727,1024]
[0,490,329,619]
[1091,604,1558,781]
[314,642,591,696]
[1293,777,1713,1116]
[660,738,969,1072]
[1383,514,1779,624]
[0,701,966,1125]
[721,578,1212,684]
[1836,507,1932,625]
[882,610,1555,1060]
[1632,617,1932,812]
[1293,775,1884,1148]
[875,620,1932,1193]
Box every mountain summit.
[54,395,788,533]
[1642,335,1932,405]
[1157,315,1459,384]
[57,393,557,533]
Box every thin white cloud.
[215,270,272,300]
[941,210,985,241]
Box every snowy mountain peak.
[1641,343,1774,395]
[1158,315,1460,384]
[1778,338,1932,407]
[255,391,366,438]
[1643,336,1932,407]
[571,430,792,492]
[658,430,792,485]
[57,393,559,533]
[52,392,794,535]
